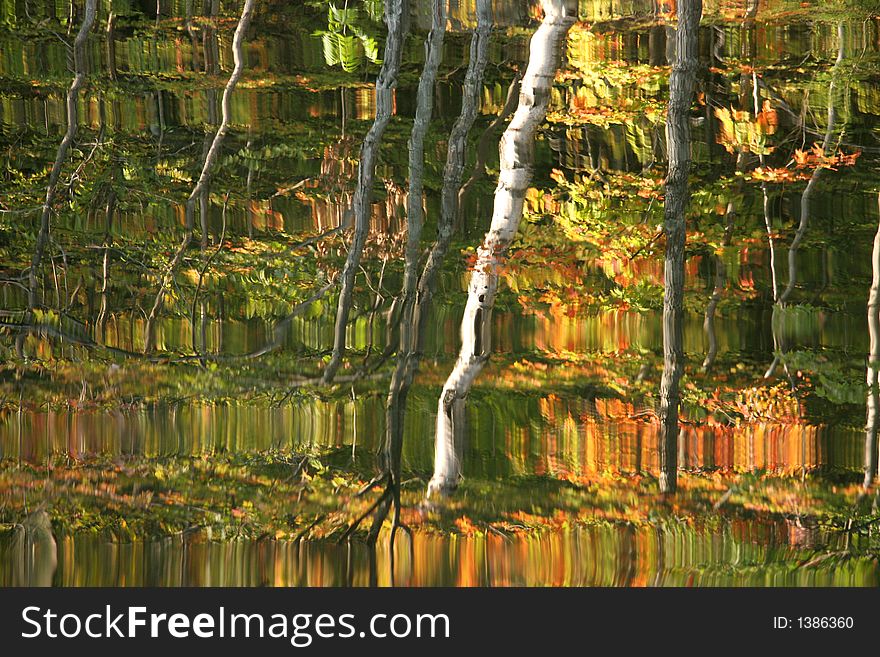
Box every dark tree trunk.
[659,0,702,495]
[345,0,493,545]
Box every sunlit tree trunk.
[659,0,701,495]
[144,0,255,353]
[344,0,493,545]
[106,10,117,81]
[324,0,408,384]
[427,0,577,498]
[865,195,880,488]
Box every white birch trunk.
[864,194,880,488]
[427,0,577,498]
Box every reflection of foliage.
[715,102,778,155]
[0,449,363,540]
[315,3,383,73]
[362,0,384,21]
[784,350,866,407]
[4,0,880,584]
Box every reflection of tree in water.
[8,510,57,587]
[865,194,880,489]
[144,0,256,354]
[764,23,846,383]
[658,0,701,495]
[427,0,577,499]
[341,0,493,551]
[323,0,408,384]
[21,0,97,357]
[701,0,759,373]
[5,0,880,586]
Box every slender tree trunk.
[399,0,446,322]
[106,11,117,81]
[28,0,97,313]
[427,0,577,498]
[702,152,739,371]
[418,0,492,335]
[658,0,702,495]
[144,0,255,353]
[362,0,447,543]
[359,0,493,545]
[323,0,408,384]
[864,195,880,488]
[97,176,118,340]
[765,22,844,379]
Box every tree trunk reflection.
[343,0,493,546]
[144,0,255,353]
[659,0,701,495]
[26,0,97,326]
[765,23,845,380]
[865,194,880,488]
[324,0,409,383]
[428,0,577,499]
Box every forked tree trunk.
[364,0,447,543]
[361,0,492,544]
[658,0,702,495]
[427,0,577,498]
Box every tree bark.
[359,0,447,544]
[658,0,702,495]
[350,0,493,544]
[28,0,97,313]
[417,0,492,333]
[427,0,577,498]
[865,194,880,488]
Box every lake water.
[2,0,880,586]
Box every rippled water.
[2,0,880,586]
[6,522,877,587]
